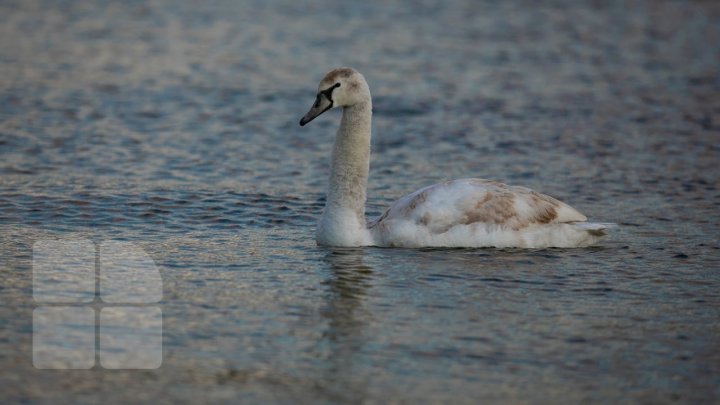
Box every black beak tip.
[300,116,312,126]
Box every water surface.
[1,0,719,403]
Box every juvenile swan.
[299,67,610,248]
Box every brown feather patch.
[402,191,428,214]
[463,191,517,227]
[323,68,354,84]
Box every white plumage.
[299,67,611,248]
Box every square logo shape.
[33,307,96,369]
[99,241,163,304]
[99,307,163,369]
[33,238,164,370]
[33,239,95,303]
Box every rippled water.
[1,0,719,403]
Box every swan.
[299,67,610,248]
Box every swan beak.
[299,95,333,126]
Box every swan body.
[299,67,610,248]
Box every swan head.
[299,67,370,126]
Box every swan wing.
[369,178,587,235]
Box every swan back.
[369,179,599,248]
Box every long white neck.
[317,100,373,246]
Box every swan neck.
[327,100,372,211]
[318,100,372,245]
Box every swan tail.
[572,222,616,237]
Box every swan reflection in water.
[318,247,374,397]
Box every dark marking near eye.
[320,82,341,101]
[314,82,341,111]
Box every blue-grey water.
[1,0,719,403]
